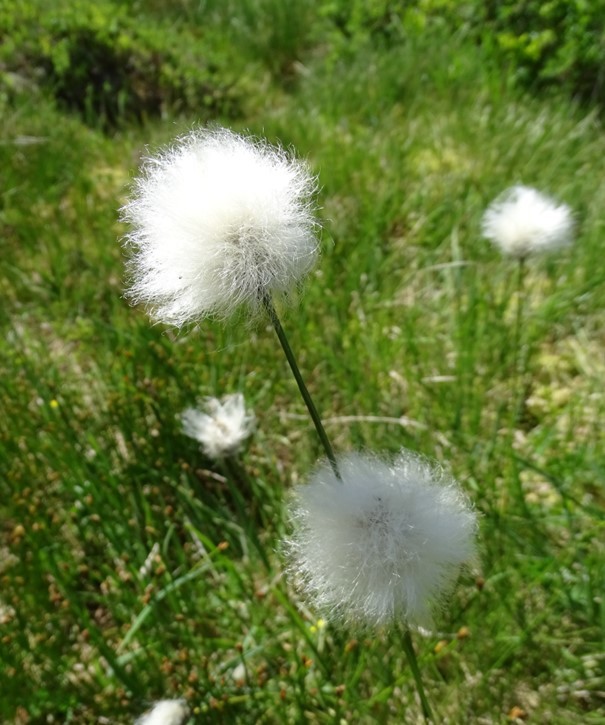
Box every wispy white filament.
[286,451,478,629]
[481,185,574,258]
[181,393,255,459]
[121,127,319,326]
[135,699,189,725]
[138,542,160,579]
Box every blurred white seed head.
[121,127,319,326]
[481,185,574,259]
[135,699,189,725]
[181,393,255,459]
[285,451,478,629]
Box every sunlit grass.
[1,10,604,724]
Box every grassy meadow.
[1,2,604,723]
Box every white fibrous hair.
[286,451,478,629]
[121,127,319,326]
[135,699,190,725]
[181,393,255,460]
[481,185,574,259]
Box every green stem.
[262,294,341,480]
[513,256,527,424]
[402,629,433,723]
[510,257,534,519]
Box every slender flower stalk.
[402,629,433,722]
[262,294,340,479]
[512,256,527,415]
[508,257,535,520]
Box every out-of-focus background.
[1,1,604,722]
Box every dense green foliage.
[1,1,604,723]
[316,0,605,106]
[2,0,604,129]
[488,0,605,104]
[0,0,243,128]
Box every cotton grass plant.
[121,126,335,469]
[121,125,480,721]
[287,451,478,720]
[180,391,274,568]
[481,185,576,425]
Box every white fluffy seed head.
[285,451,478,630]
[121,127,319,326]
[135,699,190,725]
[181,393,255,460]
[481,185,574,259]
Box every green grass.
[1,4,604,723]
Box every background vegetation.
[1,0,604,722]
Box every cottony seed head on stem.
[121,127,319,326]
[285,451,478,630]
[481,185,574,259]
[181,393,255,460]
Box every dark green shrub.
[0,0,241,129]
[487,0,605,104]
